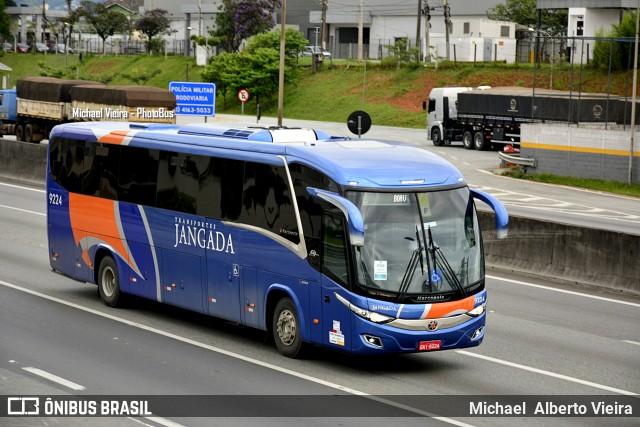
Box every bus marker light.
[313,319,319,324]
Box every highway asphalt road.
[0,177,638,427]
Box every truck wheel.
[272,297,304,358]
[473,131,486,151]
[15,125,24,142]
[24,124,33,143]
[462,131,474,150]
[431,128,443,146]
[98,256,123,307]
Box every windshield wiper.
[427,226,467,298]
[397,245,423,302]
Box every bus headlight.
[467,303,486,317]
[334,293,393,324]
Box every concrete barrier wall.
[1,138,637,296]
[479,211,640,295]
[520,123,640,184]
[0,139,47,184]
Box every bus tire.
[98,256,122,307]
[272,297,304,358]
[431,128,443,146]
[462,131,474,150]
[15,125,24,142]
[473,131,486,151]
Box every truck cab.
[0,89,17,137]
[425,87,471,146]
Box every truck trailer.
[425,86,632,150]
[0,77,177,143]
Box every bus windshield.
[347,187,483,298]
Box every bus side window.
[322,213,350,288]
[118,147,159,207]
[196,157,244,221]
[156,151,199,214]
[49,137,83,194]
[241,162,300,245]
[82,143,121,200]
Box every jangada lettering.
[174,224,235,253]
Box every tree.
[134,8,171,54]
[244,28,308,60]
[0,0,13,40]
[212,0,280,53]
[202,29,303,108]
[78,1,129,55]
[487,0,567,40]
[592,11,637,71]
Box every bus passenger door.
[321,213,353,351]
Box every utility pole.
[358,0,363,61]
[416,0,422,62]
[277,0,287,126]
[321,0,328,51]
[443,0,450,61]
[424,3,431,62]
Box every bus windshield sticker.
[374,260,388,280]
[418,193,432,217]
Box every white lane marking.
[0,280,472,427]
[22,367,85,391]
[623,340,640,346]
[456,350,638,396]
[487,275,640,308]
[0,204,45,217]
[0,182,46,193]
[142,417,187,427]
[0,182,47,193]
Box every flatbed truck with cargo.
[0,77,176,143]
[425,86,634,150]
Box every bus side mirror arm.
[307,187,364,247]
[471,189,509,240]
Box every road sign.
[347,110,372,137]
[169,81,216,116]
[238,89,249,103]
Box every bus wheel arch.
[268,292,305,358]
[96,251,123,307]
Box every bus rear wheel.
[98,256,122,307]
[272,297,304,358]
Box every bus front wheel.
[98,256,122,307]
[272,297,303,358]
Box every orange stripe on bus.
[98,130,132,145]
[425,295,475,319]
[68,193,132,269]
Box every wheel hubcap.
[276,310,296,346]
[101,267,115,297]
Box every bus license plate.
[418,340,441,351]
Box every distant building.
[537,0,638,63]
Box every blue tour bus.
[46,121,508,357]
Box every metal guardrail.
[498,151,537,168]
